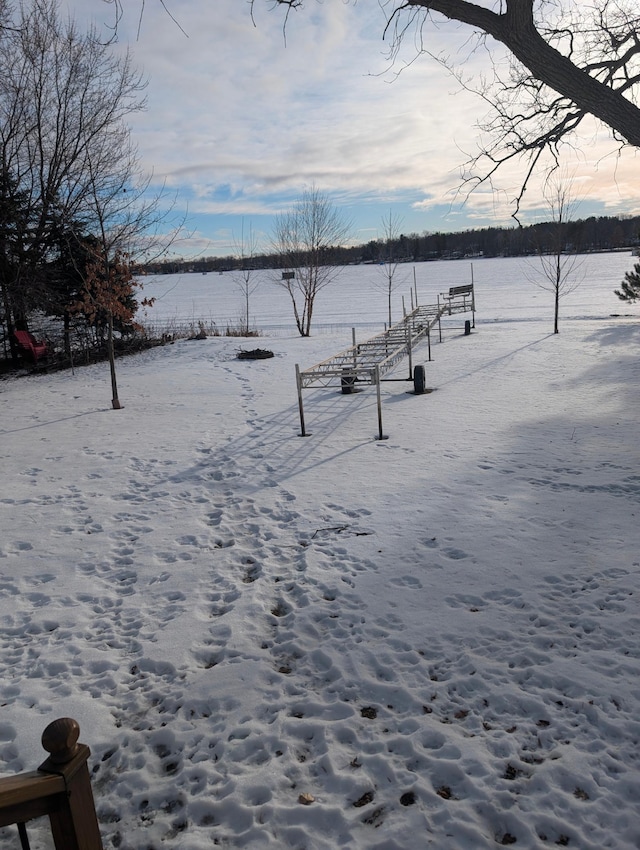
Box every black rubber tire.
[413,364,426,394]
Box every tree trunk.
[63,311,71,360]
[1,279,17,361]
[108,312,122,409]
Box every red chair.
[14,330,48,363]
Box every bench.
[439,283,475,330]
[446,284,474,298]
[14,330,48,363]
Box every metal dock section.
[295,284,475,439]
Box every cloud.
[62,0,640,253]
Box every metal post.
[427,325,432,361]
[406,318,413,379]
[470,265,476,328]
[374,366,387,440]
[352,327,357,369]
[295,364,307,437]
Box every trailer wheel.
[413,364,426,394]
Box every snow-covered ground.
[1,253,639,849]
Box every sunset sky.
[64,0,640,257]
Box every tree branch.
[405,0,640,146]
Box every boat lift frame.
[295,284,475,439]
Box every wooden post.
[0,718,103,850]
[39,718,104,850]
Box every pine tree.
[615,261,640,303]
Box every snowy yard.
[1,255,639,849]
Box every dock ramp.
[295,284,475,438]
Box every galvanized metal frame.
[295,285,475,437]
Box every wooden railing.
[0,717,103,850]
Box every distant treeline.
[142,214,640,276]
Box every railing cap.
[41,718,80,765]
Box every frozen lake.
[138,251,636,333]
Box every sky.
[63,0,640,258]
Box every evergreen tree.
[615,261,640,303]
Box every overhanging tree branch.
[398,0,640,146]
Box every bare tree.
[527,173,583,334]
[374,210,408,327]
[69,246,143,407]
[260,1,640,216]
[271,185,350,337]
[0,0,146,341]
[76,142,170,408]
[233,219,260,335]
[0,0,179,403]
